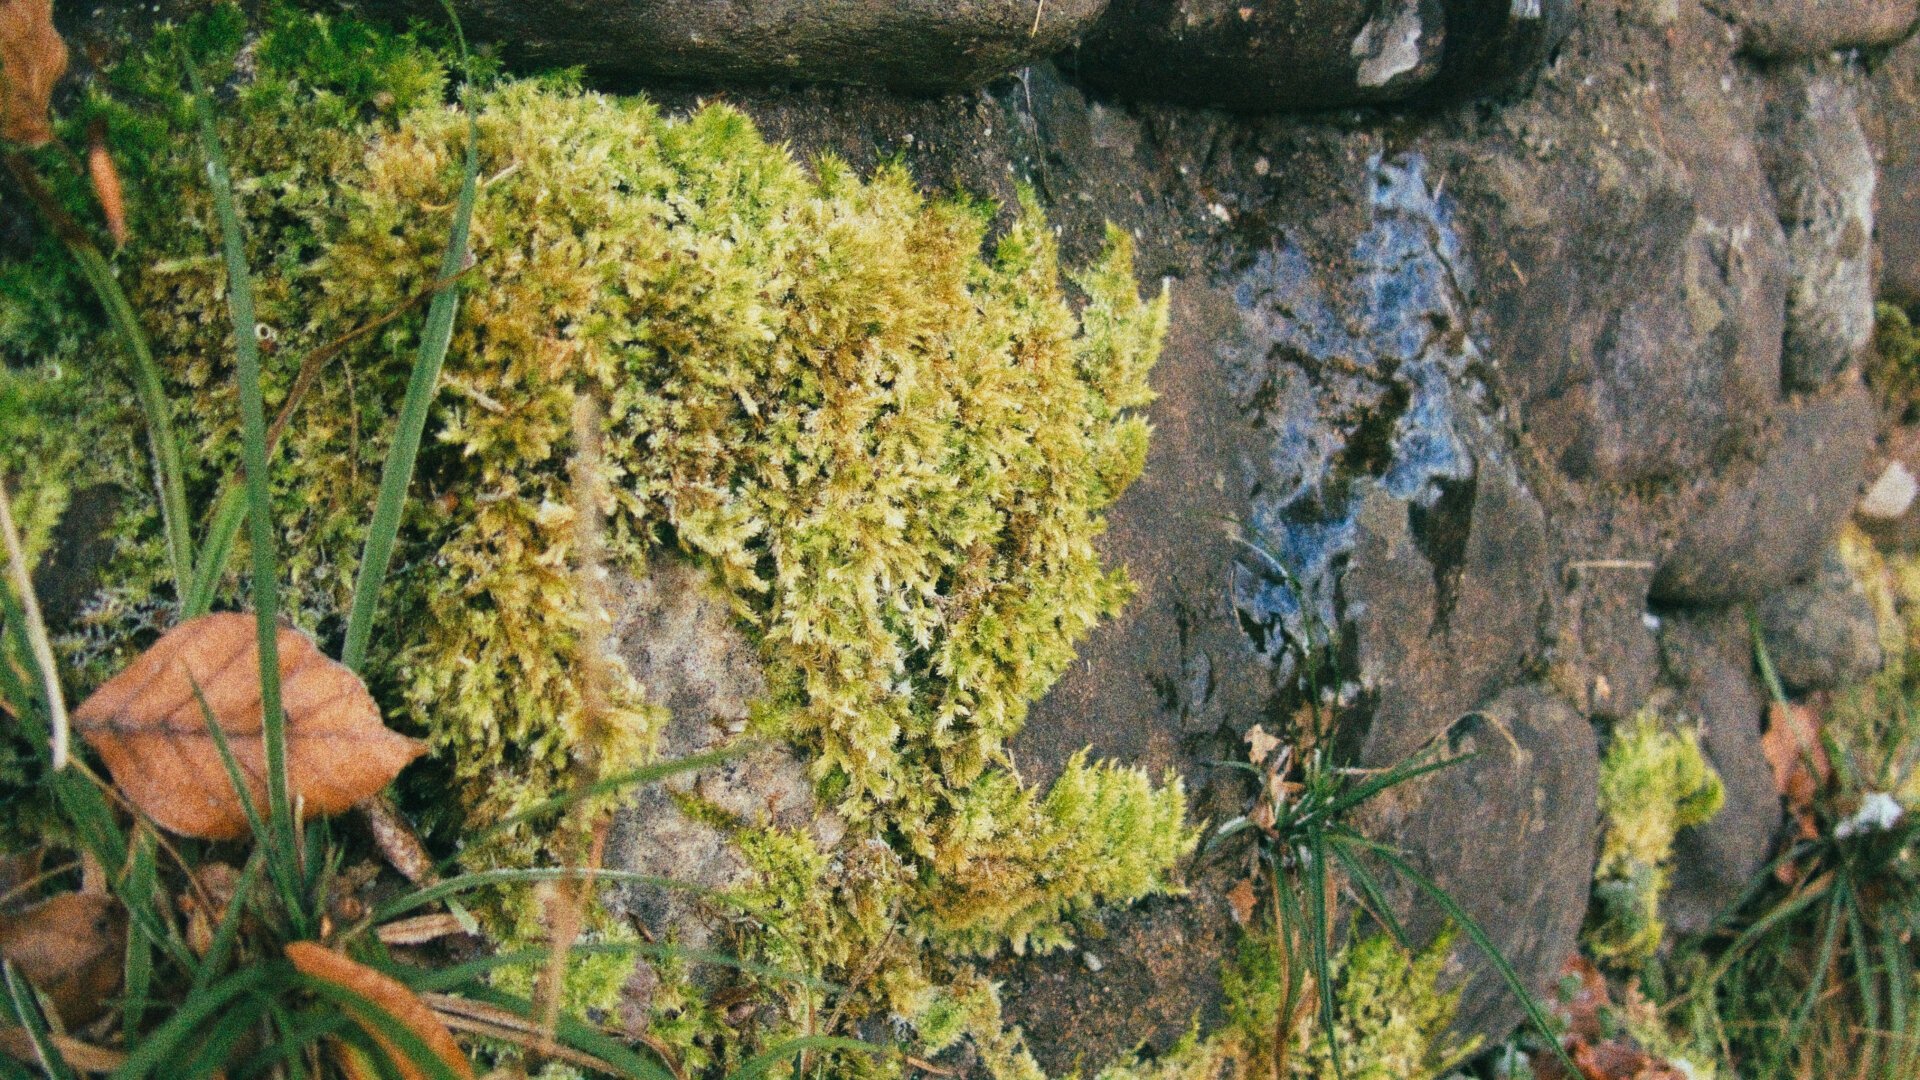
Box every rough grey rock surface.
[1755,549,1885,693]
[1865,33,1920,308]
[1762,66,1878,392]
[367,0,1110,93]
[1357,687,1600,1039]
[1657,610,1785,936]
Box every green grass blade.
[112,963,275,1080]
[122,831,157,1040]
[1845,890,1881,1044]
[727,1036,875,1080]
[388,941,835,995]
[370,867,756,925]
[191,853,266,996]
[0,479,69,770]
[174,994,272,1080]
[340,30,481,674]
[229,1008,347,1080]
[60,242,194,599]
[1305,828,1342,1080]
[1369,845,1576,1075]
[185,57,301,912]
[2,962,75,1080]
[1327,832,1407,948]
[445,748,744,869]
[1326,751,1469,819]
[1790,880,1847,1043]
[182,483,245,618]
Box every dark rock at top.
[1073,0,1572,113]
[367,0,1111,93]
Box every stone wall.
[267,0,1920,1068]
[45,0,1920,1060]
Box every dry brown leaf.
[0,893,125,1026]
[84,119,126,246]
[1244,724,1280,767]
[1763,700,1832,845]
[1225,877,1258,927]
[364,794,436,886]
[285,941,475,1080]
[74,612,424,840]
[0,0,65,147]
[1533,956,1690,1080]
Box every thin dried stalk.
[0,477,68,769]
[530,393,617,1057]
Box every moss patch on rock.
[0,4,1187,1071]
[1587,710,1725,966]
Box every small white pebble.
[1208,202,1232,223]
[1642,612,1662,632]
[1860,461,1918,520]
[1254,156,1271,177]
[1082,951,1104,973]
[1836,792,1905,839]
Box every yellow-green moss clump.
[1095,928,1478,1080]
[0,5,1187,1072]
[1588,711,1724,965]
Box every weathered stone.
[1754,548,1885,692]
[1556,562,1664,722]
[1075,0,1571,113]
[1863,34,1920,307]
[603,558,841,954]
[1657,609,1784,936]
[367,0,1109,93]
[1761,66,1877,392]
[1704,0,1919,59]
[1358,686,1600,1040]
[1652,380,1877,605]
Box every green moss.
[1,4,1185,1070]
[1588,710,1724,965]
[1870,301,1920,408]
[1097,927,1477,1080]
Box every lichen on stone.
[0,3,1187,1070]
[1588,710,1725,965]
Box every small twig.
[905,1056,957,1077]
[375,912,470,946]
[0,1024,127,1072]
[0,861,78,909]
[1030,0,1046,35]
[1565,558,1656,571]
[0,477,70,769]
